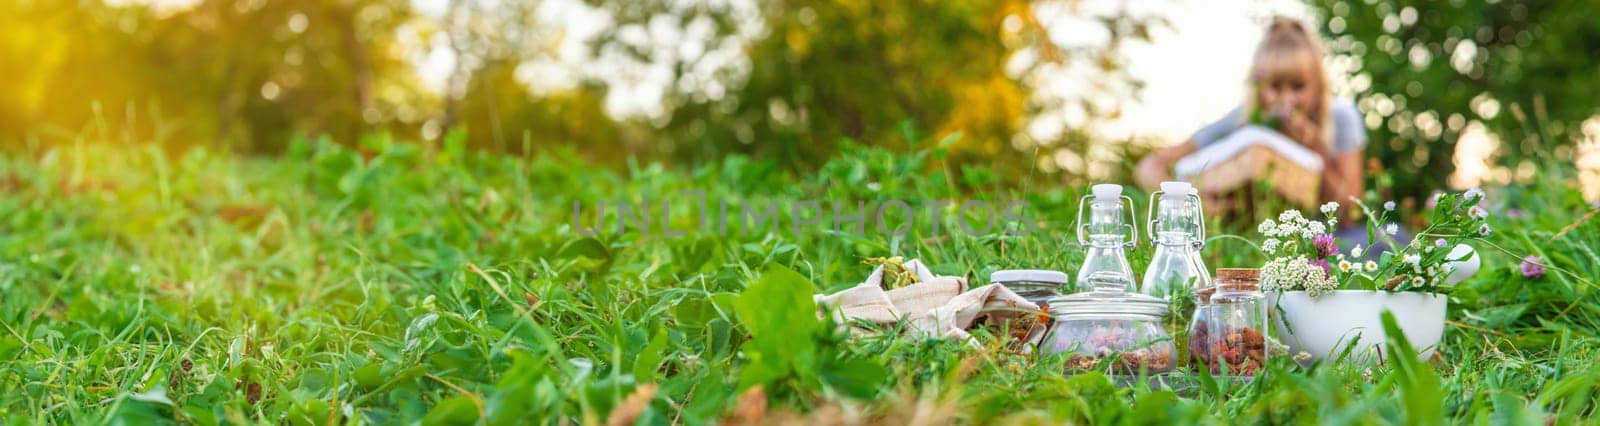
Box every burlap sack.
[812,259,1043,343]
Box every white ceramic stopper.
[1159,181,1193,200]
[1091,183,1123,203]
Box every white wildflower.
[1403,253,1422,272]
[1351,244,1365,258]
[1465,186,1485,201]
[1320,202,1339,215]
[1279,209,1304,223]
[1294,351,1313,363]
[1435,238,1448,248]
[1411,276,1426,287]
[1307,222,1327,235]
[1261,256,1340,297]
[1384,201,1397,211]
[1258,219,1278,236]
[1384,223,1399,236]
[1468,205,1488,220]
[1275,220,1303,238]
[1338,260,1353,272]
[1477,223,1492,237]
[1263,238,1282,254]
[1364,261,1379,272]
[1267,338,1290,357]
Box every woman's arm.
[1135,141,1198,190]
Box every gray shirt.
[1190,98,1367,155]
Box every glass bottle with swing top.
[1141,181,1212,299]
[1074,184,1139,293]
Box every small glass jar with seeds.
[990,269,1070,309]
[1194,268,1268,375]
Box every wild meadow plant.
[1257,189,1494,295]
[1,135,1598,424]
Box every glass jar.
[1197,268,1268,375]
[991,269,1070,308]
[1041,272,1175,374]
[1185,286,1217,369]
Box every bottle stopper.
[1160,181,1194,201]
[1092,183,1123,203]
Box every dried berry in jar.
[1040,273,1175,374]
[1053,322,1175,374]
[1194,269,1269,375]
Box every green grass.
[1,133,1598,424]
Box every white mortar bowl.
[1272,290,1447,363]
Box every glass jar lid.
[1047,272,1168,318]
[1193,286,1218,304]
[1216,268,1260,280]
[990,269,1069,284]
[1215,268,1261,292]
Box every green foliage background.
[1307,0,1600,199]
[2,0,1600,423]
[6,0,1595,192]
[2,0,1152,185]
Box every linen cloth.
[812,259,1045,343]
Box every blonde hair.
[1246,16,1333,150]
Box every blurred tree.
[0,0,146,143]
[454,60,628,160]
[1308,0,1600,198]
[1,0,1162,181]
[0,0,420,151]
[434,0,628,158]
[590,0,1158,184]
